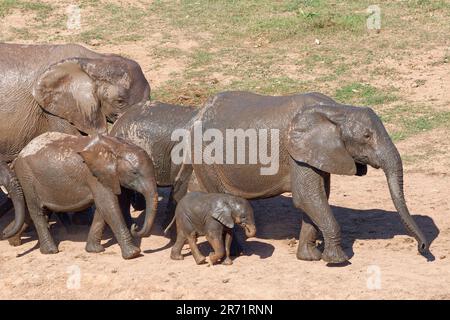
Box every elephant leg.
[170,225,186,260]
[7,212,32,247]
[186,234,206,265]
[85,209,106,253]
[297,173,330,261]
[291,162,348,263]
[206,232,225,265]
[92,185,140,260]
[222,231,233,265]
[297,215,322,261]
[29,206,58,254]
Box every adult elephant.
[179,91,428,264]
[110,101,199,219]
[0,43,150,238]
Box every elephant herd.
[0,43,429,265]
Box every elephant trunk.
[244,224,257,238]
[380,145,428,253]
[131,188,158,238]
[0,162,26,239]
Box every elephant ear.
[32,58,107,135]
[287,106,356,175]
[78,135,121,195]
[211,200,234,229]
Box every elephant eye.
[363,131,372,140]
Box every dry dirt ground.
[0,0,449,300]
[0,166,448,300]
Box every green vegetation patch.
[335,82,397,106]
[0,0,52,19]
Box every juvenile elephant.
[179,91,429,263]
[10,132,158,259]
[0,43,150,234]
[165,192,256,265]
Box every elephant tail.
[163,215,176,235]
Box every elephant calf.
[7,132,158,259]
[165,192,256,265]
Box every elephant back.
[110,101,199,186]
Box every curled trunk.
[0,161,26,239]
[131,191,158,238]
[382,148,428,253]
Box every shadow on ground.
[250,194,439,261]
[0,190,439,261]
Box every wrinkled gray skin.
[0,43,150,234]
[11,133,158,259]
[165,192,256,265]
[183,91,428,264]
[0,161,26,240]
[110,101,199,216]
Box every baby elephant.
[8,132,158,259]
[165,192,256,265]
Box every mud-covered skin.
[0,159,26,240]
[183,91,428,264]
[0,43,150,224]
[110,101,199,224]
[166,192,256,265]
[111,101,198,186]
[11,132,158,259]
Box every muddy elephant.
[179,91,428,263]
[0,43,150,234]
[165,192,256,265]
[110,101,199,217]
[9,132,158,259]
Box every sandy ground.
[0,166,448,300]
[0,1,449,300]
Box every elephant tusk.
[0,185,8,195]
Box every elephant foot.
[222,257,233,265]
[8,235,22,247]
[170,251,184,260]
[322,245,349,264]
[85,241,105,253]
[296,243,322,261]
[40,243,59,254]
[194,255,206,265]
[209,253,223,265]
[121,245,141,260]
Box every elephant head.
[287,104,428,253]
[32,56,150,135]
[212,196,257,238]
[0,161,26,239]
[78,135,158,238]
